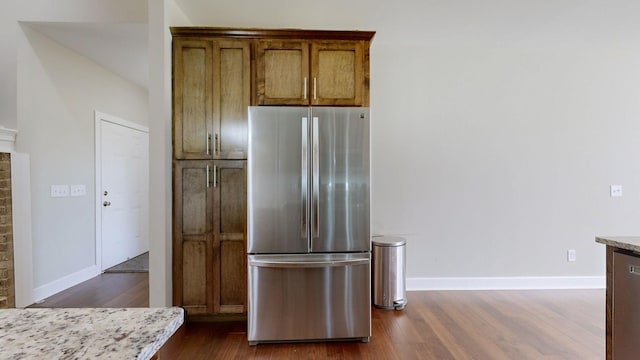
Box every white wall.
[0,2,18,128]
[148,0,191,307]
[15,3,148,298]
[169,0,640,288]
[5,0,640,305]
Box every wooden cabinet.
[173,39,250,159]
[255,41,309,105]
[172,160,246,316]
[256,39,369,106]
[171,27,374,319]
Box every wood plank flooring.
[27,273,605,359]
[28,273,148,308]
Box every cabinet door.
[256,41,310,105]
[212,160,247,314]
[311,41,365,106]
[173,40,214,159]
[173,161,214,315]
[213,40,251,159]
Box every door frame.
[94,111,149,272]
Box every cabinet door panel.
[256,41,309,105]
[213,160,247,314]
[173,161,214,315]
[311,41,365,106]
[174,40,213,159]
[219,165,246,234]
[215,41,250,159]
[182,240,208,311]
[181,167,209,234]
[220,240,245,311]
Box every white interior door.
[97,113,149,271]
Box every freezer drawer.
[248,253,371,344]
[613,251,640,359]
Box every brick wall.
[0,153,13,308]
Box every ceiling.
[27,22,148,89]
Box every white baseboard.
[32,265,100,303]
[407,276,605,291]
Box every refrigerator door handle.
[301,116,308,240]
[312,116,319,240]
[249,258,369,268]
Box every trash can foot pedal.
[393,299,407,310]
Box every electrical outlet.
[567,249,576,262]
[610,185,623,197]
[50,185,69,197]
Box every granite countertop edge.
[0,307,185,360]
[137,308,185,360]
[596,236,640,253]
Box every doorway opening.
[94,111,149,272]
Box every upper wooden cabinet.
[173,38,250,160]
[256,40,367,106]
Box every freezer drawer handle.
[249,258,369,268]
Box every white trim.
[407,276,606,291]
[95,111,149,133]
[11,153,33,308]
[94,111,149,272]
[0,127,17,153]
[32,265,99,303]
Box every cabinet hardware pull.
[213,165,217,188]
[206,133,211,155]
[313,77,317,100]
[206,165,210,188]
[215,133,219,154]
[303,77,307,100]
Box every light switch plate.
[51,185,69,197]
[70,185,86,197]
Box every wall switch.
[51,185,69,197]
[610,185,623,197]
[567,249,576,262]
[70,185,86,197]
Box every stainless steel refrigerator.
[247,106,371,344]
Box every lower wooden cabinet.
[173,160,247,316]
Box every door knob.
[103,201,111,207]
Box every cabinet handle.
[215,133,219,154]
[206,133,211,155]
[206,165,210,188]
[313,77,317,100]
[213,165,217,188]
[303,77,307,100]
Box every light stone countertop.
[595,236,640,254]
[0,307,184,360]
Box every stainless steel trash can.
[372,236,407,310]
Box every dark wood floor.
[29,273,605,359]
[29,272,149,308]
